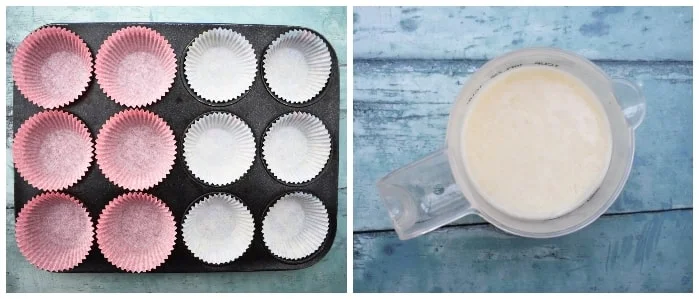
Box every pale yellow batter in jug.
[463,66,612,220]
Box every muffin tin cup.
[260,30,335,109]
[12,26,93,109]
[261,191,330,262]
[181,192,255,265]
[95,26,177,108]
[184,28,257,104]
[263,29,332,105]
[261,112,332,185]
[179,34,255,108]
[13,22,339,273]
[182,111,256,187]
[13,110,94,191]
[96,192,177,273]
[15,192,94,272]
[95,109,177,191]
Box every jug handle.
[376,149,475,240]
[612,78,646,130]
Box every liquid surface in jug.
[462,65,613,220]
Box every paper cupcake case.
[13,110,94,191]
[183,111,256,186]
[183,28,257,105]
[262,29,333,107]
[12,22,339,273]
[95,109,177,190]
[96,192,177,272]
[181,192,255,265]
[262,191,330,262]
[262,111,332,185]
[15,192,94,272]
[12,26,93,109]
[95,26,177,107]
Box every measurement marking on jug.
[534,61,559,67]
[467,84,483,103]
[505,64,523,71]
[433,184,445,195]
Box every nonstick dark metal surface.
[12,22,340,273]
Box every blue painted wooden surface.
[355,210,692,292]
[354,6,692,61]
[5,6,347,293]
[353,6,692,292]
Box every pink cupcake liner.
[96,192,176,272]
[95,26,176,107]
[12,26,93,109]
[16,192,94,272]
[13,110,94,191]
[95,109,176,190]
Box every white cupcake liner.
[184,28,257,103]
[183,112,255,186]
[262,112,331,184]
[263,29,332,104]
[262,192,329,260]
[182,193,255,264]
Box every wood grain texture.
[6,190,347,292]
[354,6,692,61]
[354,209,693,292]
[353,6,692,293]
[5,6,347,293]
[354,59,692,231]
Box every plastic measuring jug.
[377,48,646,240]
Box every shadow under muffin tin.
[13,23,340,272]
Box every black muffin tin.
[12,22,340,272]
